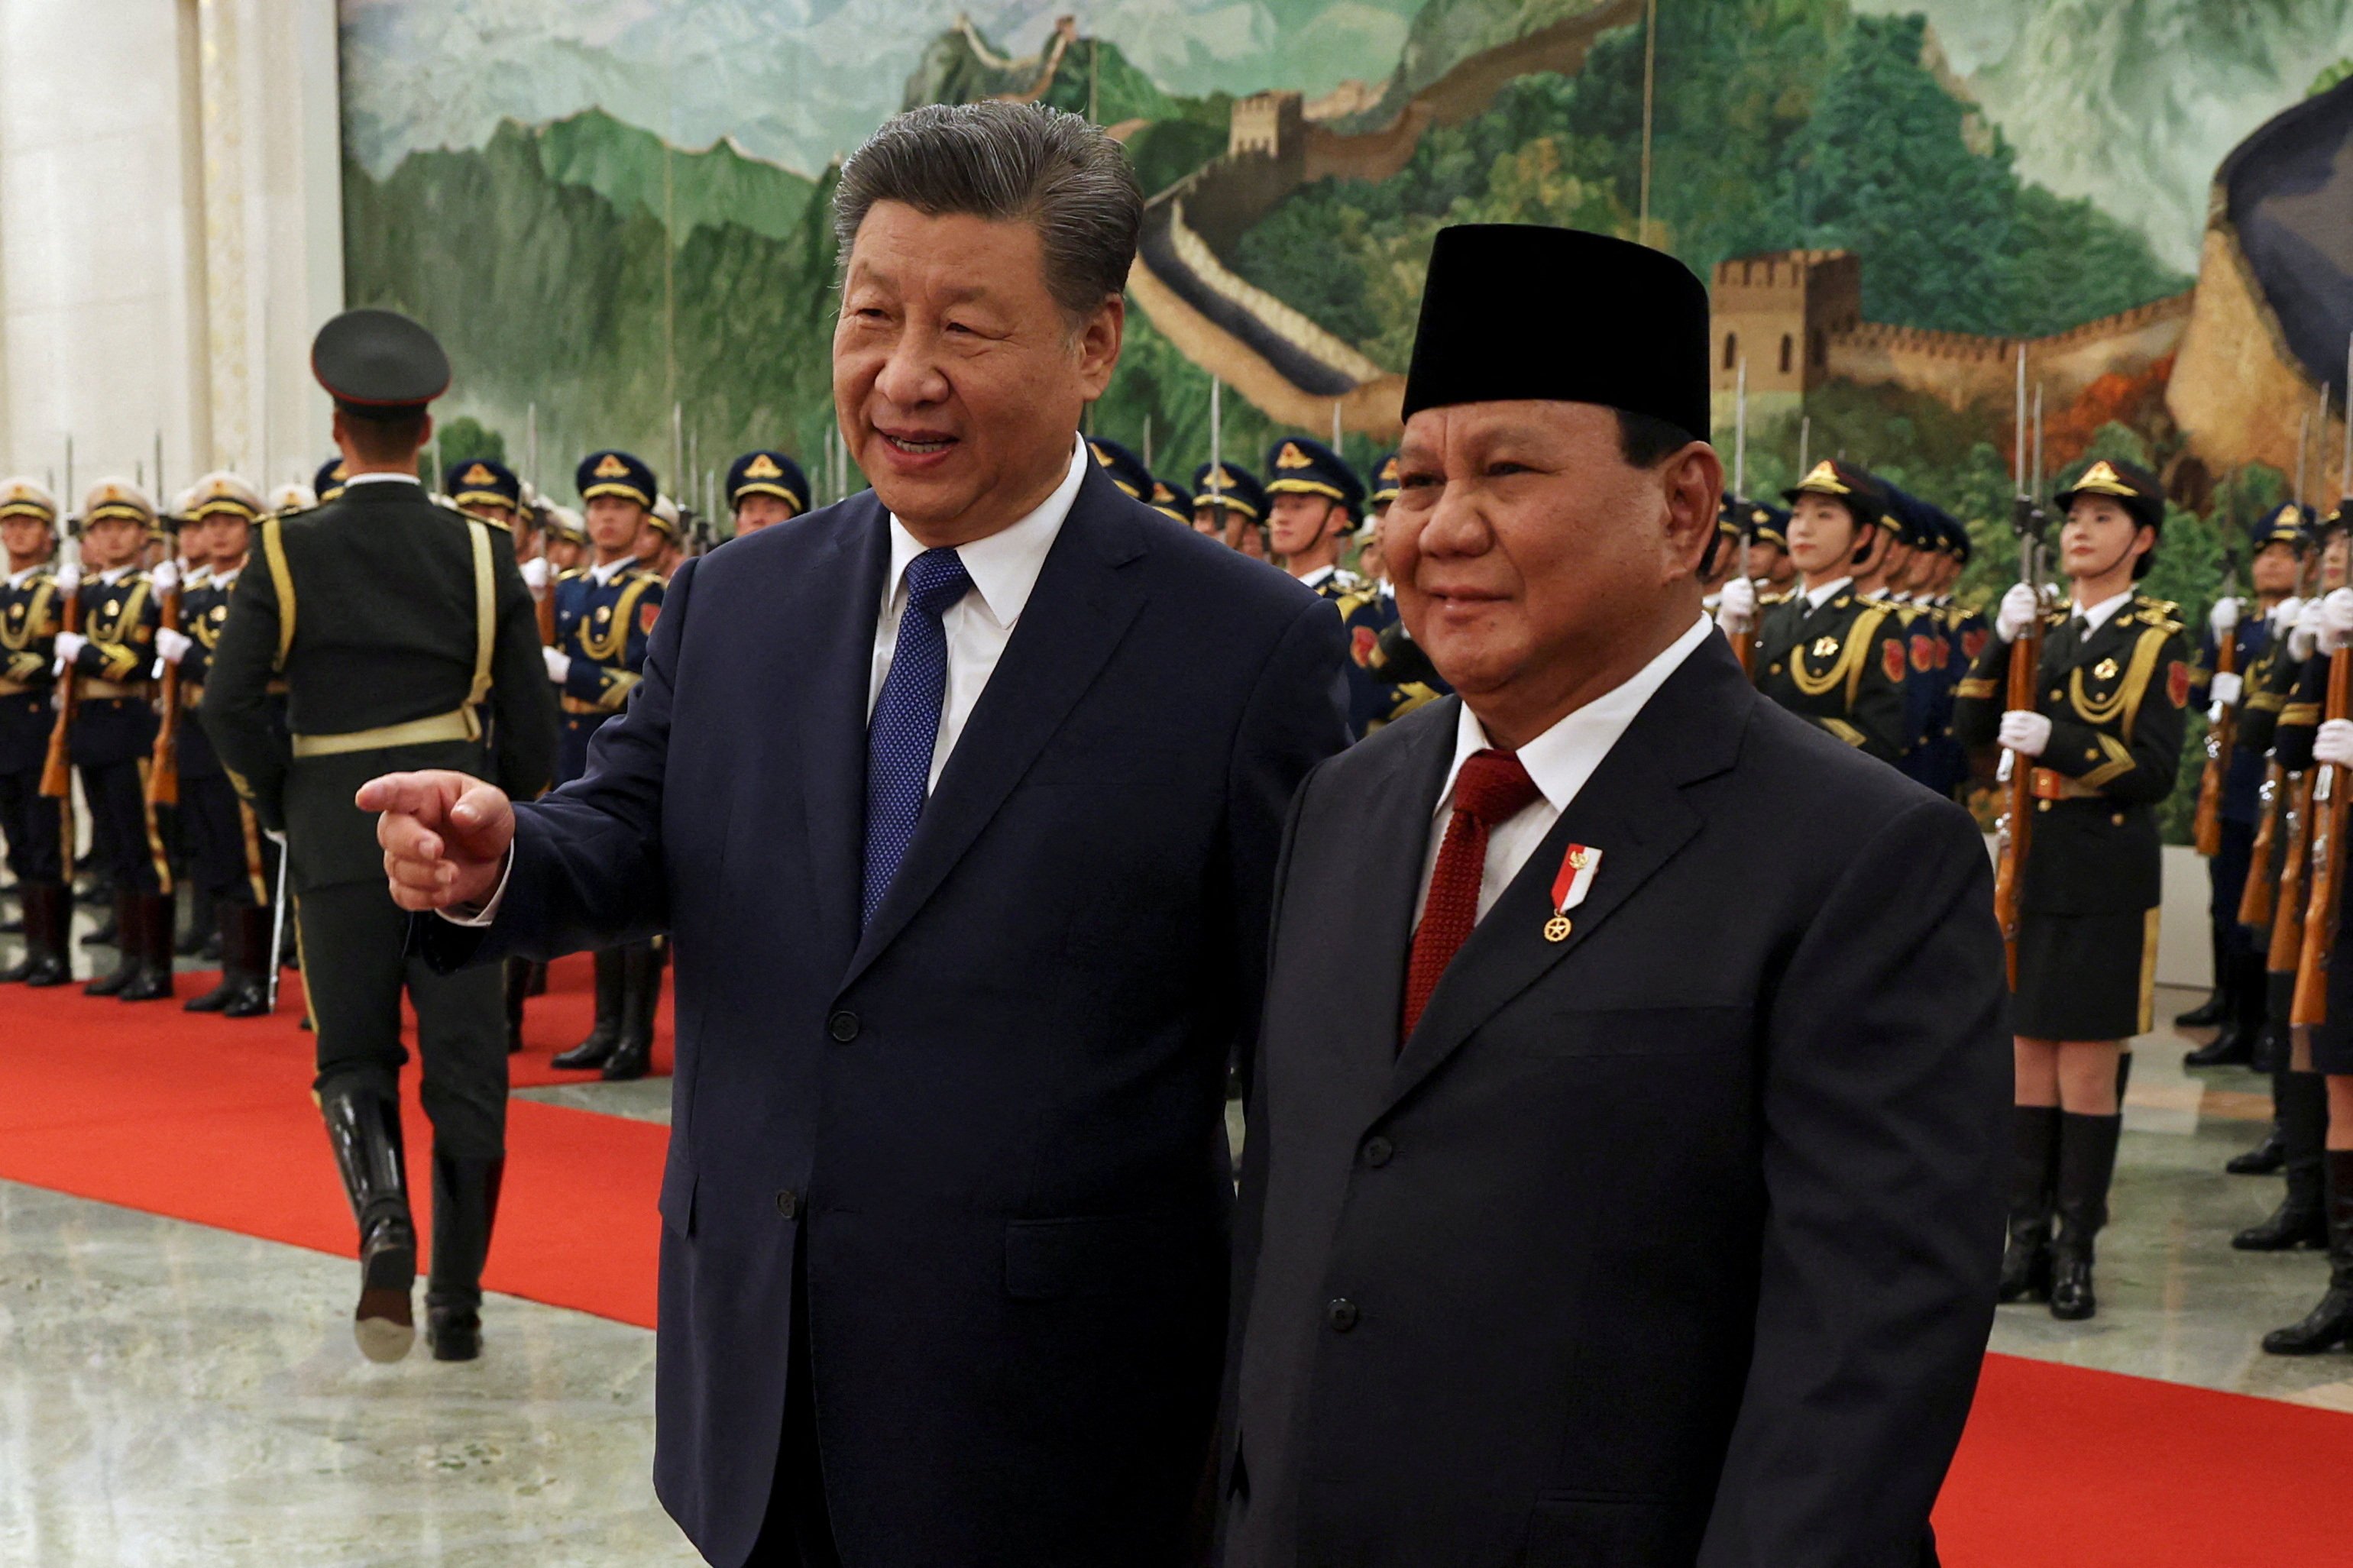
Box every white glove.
[1715,575,1757,632]
[264,828,287,847]
[2209,671,2243,710]
[155,627,193,665]
[2317,719,2353,770]
[150,559,180,596]
[2273,595,2306,632]
[1996,582,2039,643]
[519,557,550,593]
[54,630,87,664]
[2324,588,2353,648]
[2291,596,2327,661]
[1998,709,2051,757]
[2209,700,2229,726]
[2210,597,2238,634]
[53,562,80,593]
[542,647,571,684]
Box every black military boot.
[322,1087,416,1363]
[2228,1065,2288,1176]
[525,959,549,997]
[2235,1072,2329,1250]
[220,906,273,1019]
[2049,1111,2122,1321]
[79,878,118,948]
[2262,1151,2353,1356]
[502,955,530,1055]
[177,884,214,958]
[2173,933,2232,1027]
[183,902,245,1012]
[2,882,69,985]
[1999,1105,2061,1304]
[2185,956,2263,1068]
[83,891,141,997]
[425,1153,504,1362]
[117,894,177,1001]
[552,947,626,1069]
[600,942,663,1082]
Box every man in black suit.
[364,102,1346,1567]
[1225,225,2008,1567]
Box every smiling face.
[1384,399,1719,746]
[834,202,1121,548]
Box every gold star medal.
[1545,843,1602,942]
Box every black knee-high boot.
[2262,1150,2353,1355]
[83,891,141,997]
[2175,927,2232,1026]
[426,1152,504,1362]
[2050,1111,2123,1321]
[600,942,663,1082]
[1999,1105,2062,1304]
[322,1086,416,1363]
[552,947,626,1069]
[2236,1072,2330,1250]
[2227,1065,2289,1176]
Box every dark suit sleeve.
[1697,796,2008,1567]
[1222,597,1350,1095]
[416,556,694,971]
[487,536,558,800]
[202,561,290,832]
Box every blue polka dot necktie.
[863,547,973,928]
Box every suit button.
[775,1189,799,1220]
[827,1010,859,1042]
[1361,1136,1393,1168]
[1327,1298,1360,1333]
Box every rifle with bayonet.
[2193,537,2241,857]
[1992,492,2048,988]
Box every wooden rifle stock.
[2293,645,2353,1026]
[2241,761,2287,930]
[147,580,183,807]
[37,586,81,799]
[2193,610,2238,856]
[2269,771,2315,979]
[1992,616,2042,988]
[536,573,556,647]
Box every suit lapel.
[798,498,891,974]
[840,469,1148,990]
[1387,638,1749,1111]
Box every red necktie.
[1402,748,1542,1041]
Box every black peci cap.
[1402,225,1711,438]
[311,309,451,409]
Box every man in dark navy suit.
[1225,225,2006,1566]
[363,102,1345,1568]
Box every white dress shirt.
[869,435,1085,790]
[1800,575,1853,613]
[2073,590,2131,634]
[7,565,40,590]
[343,470,421,489]
[447,435,1089,926]
[1415,614,1716,926]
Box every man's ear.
[1075,296,1125,399]
[1661,442,1723,575]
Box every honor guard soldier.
[58,480,176,1000]
[1955,457,2187,1322]
[202,309,556,1363]
[1750,460,1910,761]
[1874,491,1960,794]
[449,458,523,528]
[163,474,277,1016]
[546,449,666,1081]
[312,457,349,505]
[266,481,318,515]
[726,450,810,536]
[1146,475,1193,525]
[1086,437,1153,503]
[1193,459,1266,549]
[0,480,70,985]
[1263,437,1363,596]
[2179,504,2304,1072]
[542,504,585,574]
[1744,500,1796,597]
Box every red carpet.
[6,958,2352,1562]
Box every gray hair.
[833,102,1142,320]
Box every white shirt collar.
[1295,563,1336,591]
[7,564,40,589]
[587,554,637,587]
[209,562,241,587]
[99,564,132,584]
[343,470,421,488]
[1803,575,1853,611]
[2074,590,2132,633]
[1434,614,1717,821]
[882,435,1086,630]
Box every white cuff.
[434,842,516,928]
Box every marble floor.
[6,898,2353,1565]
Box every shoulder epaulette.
[447,499,513,533]
[554,567,585,584]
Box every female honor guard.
[59,480,176,1001]
[545,451,665,1081]
[1955,457,2188,1320]
[0,480,70,985]
[1749,459,1911,762]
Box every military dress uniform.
[1086,438,1154,503]
[65,482,175,1000]
[1753,461,1911,763]
[725,449,811,533]
[202,309,557,1364]
[547,450,666,1081]
[1957,458,2186,1323]
[0,480,70,986]
[170,474,280,1017]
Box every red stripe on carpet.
[0,954,663,1327]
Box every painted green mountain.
[535,108,818,246]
